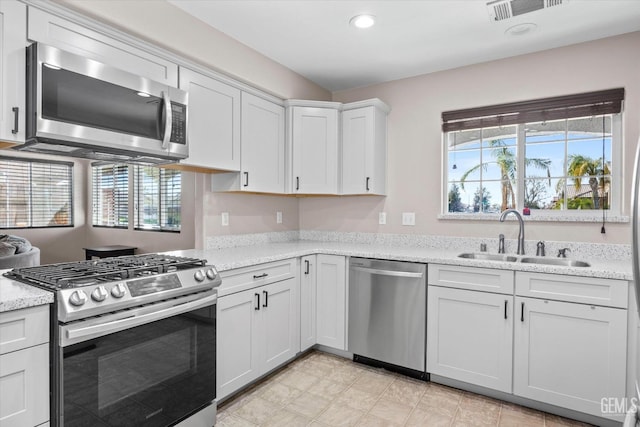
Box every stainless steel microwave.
[19,43,188,164]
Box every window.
[134,166,181,231]
[0,156,73,228]
[92,164,128,228]
[443,89,624,218]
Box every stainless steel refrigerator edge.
[627,136,640,426]
[348,258,427,374]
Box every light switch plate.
[221,212,229,226]
[379,212,387,225]
[277,211,283,224]
[402,212,415,226]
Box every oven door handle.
[63,293,217,346]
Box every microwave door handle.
[161,90,173,150]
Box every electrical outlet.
[277,211,283,224]
[221,212,229,226]
[402,212,415,226]
[379,212,387,225]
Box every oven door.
[57,292,216,427]
[25,43,188,161]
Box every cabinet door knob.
[255,293,260,310]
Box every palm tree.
[459,140,551,212]
[565,155,610,209]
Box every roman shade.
[442,88,624,132]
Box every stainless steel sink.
[458,253,518,262]
[519,257,590,267]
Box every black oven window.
[62,308,215,426]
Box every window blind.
[442,88,624,132]
[92,164,128,228]
[134,166,181,232]
[0,156,73,228]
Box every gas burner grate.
[4,254,207,289]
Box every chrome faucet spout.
[499,209,525,255]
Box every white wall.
[15,3,640,257]
[317,31,640,245]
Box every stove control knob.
[91,286,108,302]
[69,290,87,307]
[111,283,127,298]
[206,268,217,280]
[194,270,205,282]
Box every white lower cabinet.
[300,255,317,351]
[316,255,347,350]
[217,275,298,400]
[427,286,513,393]
[514,296,628,420]
[0,305,50,427]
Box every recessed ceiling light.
[349,14,376,29]
[505,22,537,36]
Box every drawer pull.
[253,273,268,279]
[255,293,260,310]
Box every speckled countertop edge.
[167,241,634,282]
[0,272,53,313]
[1,238,631,313]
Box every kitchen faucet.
[499,209,525,255]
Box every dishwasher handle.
[351,265,424,279]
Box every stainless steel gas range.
[5,254,221,427]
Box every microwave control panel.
[170,102,187,144]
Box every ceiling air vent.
[487,0,567,22]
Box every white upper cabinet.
[211,93,285,193]
[240,93,285,193]
[27,6,178,85]
[0,0,27,145]
[179,68,241,171]
[286,102,340,194]
[341,100,389,195]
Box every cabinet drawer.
[515,272,628,308]
[0,305,49,355]
[428,264,514,294]
[218,259,297,296]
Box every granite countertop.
[0,270,53,313]
[166,240,634,282]
[0,239,632,313]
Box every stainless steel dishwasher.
[348,257,427,378]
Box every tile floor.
[216,350,593,427]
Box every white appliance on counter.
[629,137,640,426]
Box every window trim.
[440,113,625,222]
[0,155,74,229]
